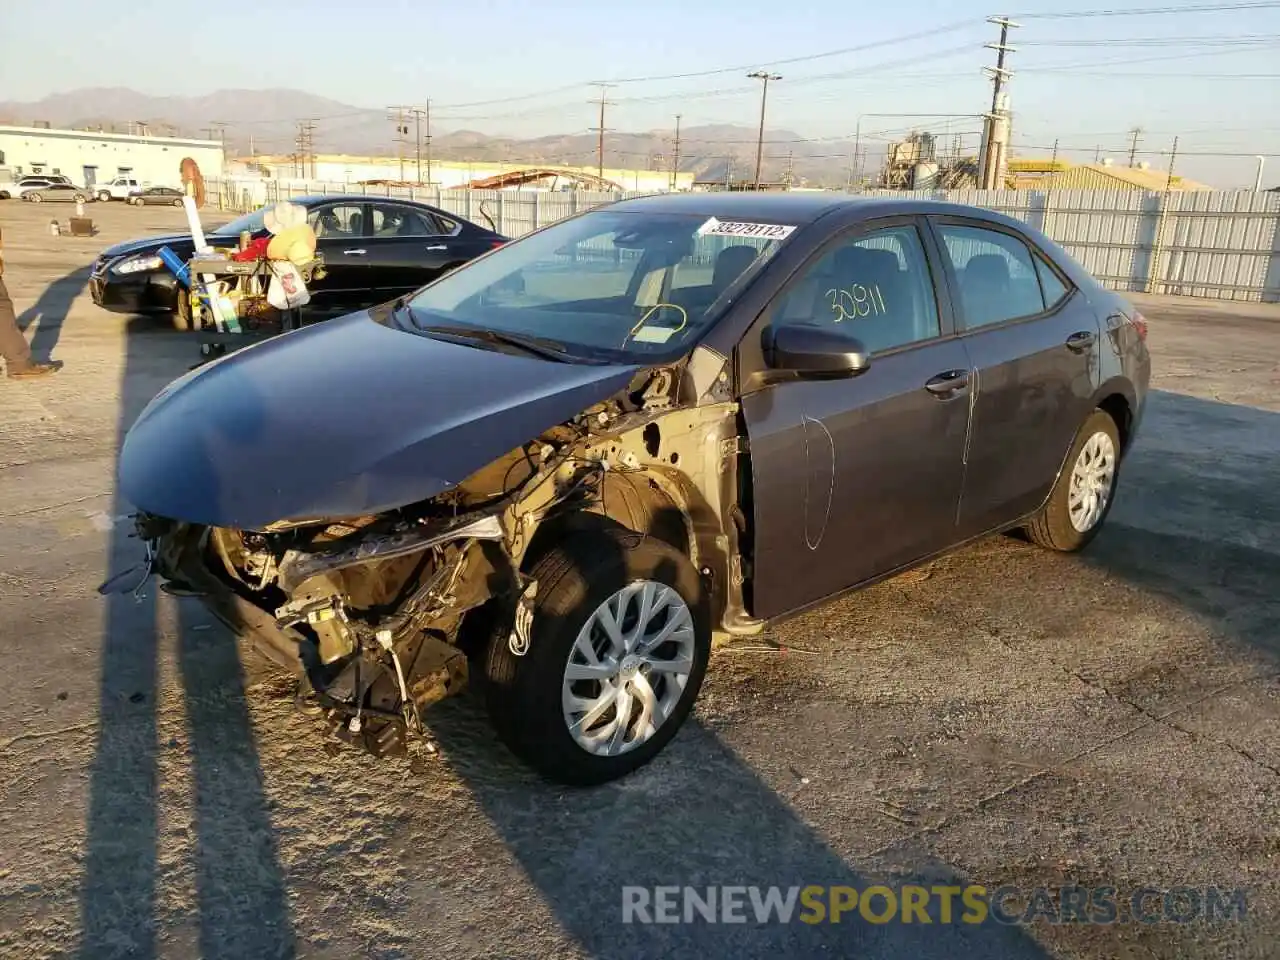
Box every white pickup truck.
[95,176,143,202]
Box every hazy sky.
[2,0,1278,186]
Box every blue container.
[156,246,190,287]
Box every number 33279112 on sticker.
[827,284,886,323]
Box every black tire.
[173,198,184,207]
[1024,409,1121,552]
[483,526,711,786]
[28,193,42,203]
[172,292,194,331]
[98,192,111,203]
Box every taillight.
[1129,310,1148,341]
[490,239,507,249]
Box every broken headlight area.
[98,502,522,757]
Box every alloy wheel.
[561,579,696,757]
[1067,431,1116,533]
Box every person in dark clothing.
[0,227,59,379]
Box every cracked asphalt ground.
[0,200,1277,960]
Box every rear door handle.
[1066,330,1096,352]
[925,369,970,397]
[425,244,448,252]
[343,248,367,256]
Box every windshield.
[401,209,791,362]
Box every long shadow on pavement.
[77,317,296,958]
[17,265,91,362]
[1082,390,1280,666]
[426,524,1052,959]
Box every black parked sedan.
[114,193,1149,785]
[89,194,506,326]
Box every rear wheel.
[1024,409,1121,552]
[172,198,184,207]
[98,192,111,203]
[483,526,711,785]
[28,193,42,203]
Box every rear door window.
[935,223,1047,329]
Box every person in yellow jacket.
[0,227,59,379]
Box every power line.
[601,19,983,83]
[1018,1,1280,18]
[1018,34,1280,45]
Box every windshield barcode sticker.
[696,217,796,240]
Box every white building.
[0,125,225,190]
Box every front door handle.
[343,248,367,256]
[1066,330,1096,352]
[425,244,448,252]
[925,369,970,397]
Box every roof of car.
[608,191,851,222]
[292,194,445,208]
[605,191,1026,230]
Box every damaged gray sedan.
[111,193,1150,784]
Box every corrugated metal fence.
[204,178,1280,303]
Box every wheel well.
[520,471,690,574]
[1097,393,1133,452]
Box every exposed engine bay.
[125,357,760,758]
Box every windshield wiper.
[414,323,590,364]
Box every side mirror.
[761,323,870,380]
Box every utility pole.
[402,106,427,184]
[388,106,410,180]
[1094,144,1101,163]
[671,114,682,190]
[980,16,1019,189]
[1164,136,1179,191]
[590,83,613,183]
[300,119,317,179]
[1050,138,1059,167]
[985,16,1017,115]
[747,71,781,190]
[784,150,795,189]
[293,121,308,178]
[1128,127,1143,168]
[424,99,433,186]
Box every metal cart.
[185,253,325,359]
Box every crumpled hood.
[118,311,641,529]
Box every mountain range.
[0,88,881,187]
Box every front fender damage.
[112,364,759,758]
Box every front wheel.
[172,292,194,331]
[1024,409,1121,552]
[483,526,711,785]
